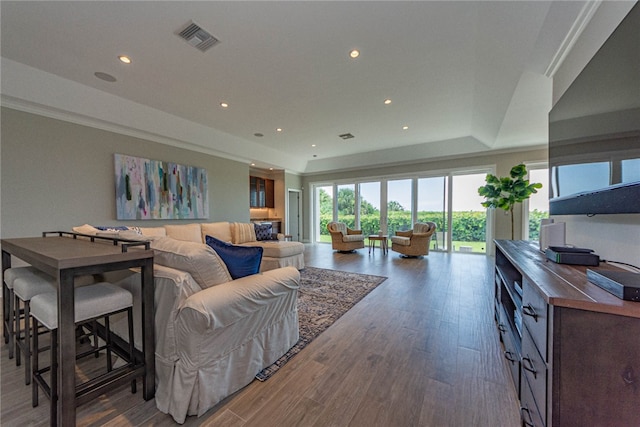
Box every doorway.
[287,189,302,241]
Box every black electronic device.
[587,269,640,301]
[545,248,600,266]
[548,246,594,254]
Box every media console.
[494,240,640,427]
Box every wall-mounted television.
[548,3,640,215]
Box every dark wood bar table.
[1,232,155,426]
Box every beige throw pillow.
[201,222,232,243]
[231,222,257,244]
[151,237,231,289]
[164,223,202,243]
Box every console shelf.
[494,240,640,427]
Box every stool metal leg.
[127,307,136,394]
[50,329,58,426]
[14,294,21,367]
[32,317,39,408]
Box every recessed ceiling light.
[384,99,392,105]
[220,102,229,108]
[251,163,256,166]
[94,72,117,82]
[311,144,316,147]
[276,128,282,132]
[402,125,409,130]
[349,49,360,59]
[269,168,274,171]
[118,55,131,64]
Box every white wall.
[1,108,250,239]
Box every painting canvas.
[115,154,209,220]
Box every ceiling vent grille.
[177,21,219,52]
[339,133,355,140]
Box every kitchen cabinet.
[250,176,274,208]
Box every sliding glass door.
[387,179,412,236]
[312,169,490,252]
[451,173,487,253]
[359,181,381,236]
[315,185,333,243]
[417,176,448,251]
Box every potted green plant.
[478,164,543,239]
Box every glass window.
[336,184,357,229]
[359,181,381,239]
[417,176,448,251]
[315,185,333,243]
[387,179,413,236]
[452,173,487,253]
[525,167,549,241]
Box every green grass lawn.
[318,234,486,253]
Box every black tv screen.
[548,3,640,215]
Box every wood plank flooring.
[1,244,521,426]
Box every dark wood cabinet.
[494,240,640,427]
[250,176,274,208]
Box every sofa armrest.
[346,228,362,235]
[177,266,300,336]
[396,230,413,238]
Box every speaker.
[540,221,565,251]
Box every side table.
[368,235,388,255]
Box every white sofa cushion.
[165,223,203,243]
[201,222,232,243]
[231,222,257,244]
[242,241,304,258]
[139,227,167,238]
[151,237,231,289]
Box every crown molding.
[544,0,602,78]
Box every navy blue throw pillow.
[205,235,263,279]
[254,223,275,241]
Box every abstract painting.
[114,154,209,220]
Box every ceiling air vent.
[339,133,355,140]
[177,21,219,52]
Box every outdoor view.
[316,168,548,253]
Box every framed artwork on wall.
[114,154,209,220]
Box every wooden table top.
[2,235,152,276]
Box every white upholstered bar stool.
[3,266,55,365]
[13,274,57,385]
[30,282,136,425]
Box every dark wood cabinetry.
[494,240,640,427]
[250,176,274,208]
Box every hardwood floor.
[1,244,521,426]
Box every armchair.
[327,222,365,252]
[390,222,437,257]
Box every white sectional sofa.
[74,221,305,271]
[72,222,303,423]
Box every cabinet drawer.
[521,326,546,422]
[520,376,545,427]
[499,307,520,395]
[522,278,548,361]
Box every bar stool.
[30,282,136,425]
[3,266,55,362]
[13,274,57,385]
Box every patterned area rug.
[255,266,387,381]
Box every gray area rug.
[255,266,387,381]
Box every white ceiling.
[0,1,604,174]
